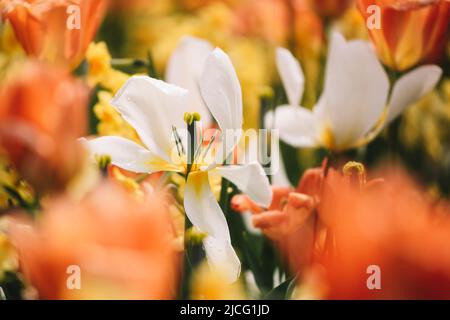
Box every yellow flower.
[227,39,274,129]
[191,262,246,300]
[86,42,112,87]
[86,42,130,93]
[198,2,234,39]
[101,69,130,94]
[400,79,450,161]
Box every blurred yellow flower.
[86,42,112,87]
[401,79,450,161]
[192,262,246,300]
[86,42,130,93]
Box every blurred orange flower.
[314,168,450,299]
[10,182,178,300]
[0,61,88,192]
[358,0,450,71]
[232,0,290,44]
[2,0,109,69]
[309,0,354,19]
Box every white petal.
[387,65,442,124]
[265,105,318,148]
[276,47,305,106]
[111,76,189,162]
[320,32,389,149]
[200,48,243,164]
[203,236,241,283]
[270,141,292,187]
[215,163,272,208]
[166,36,214,126]
[184,171,240,282]
[83,136,176,173]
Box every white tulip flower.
[267,32,442,152]
[84,48,272,283]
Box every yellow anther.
[192,112,202,122]
[343,161,367,188]
[184,112,194,125]
[184,112,201,125]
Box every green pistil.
[184,112,202,176]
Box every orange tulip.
[358,0,450,71]
[10,182,178,300]
[309,0,354,18]
[0,61,88,192]
[2,0,109,69]
[314,168,450,299]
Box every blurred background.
[0,0,449,300]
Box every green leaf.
[242,232,273,294]
[147,50,160,79]
[263,275,297,300]
[0,272,25,300]
[280,141,301,187]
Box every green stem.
[219,177,231,213]
[147,50,160,79]
[110,58,147,69]
[180,216,193,299]
[186,121,196,176]
[180,118,203,299]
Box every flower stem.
[186,122,196,176]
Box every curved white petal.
[83,136,176,173]
[166,36,214,126]
[184,171,240,282]
[265,105,318,148]
[200,48,243,165]
[387,65,442,124]
[111,76,189,162]
[215,163,272,208]
[203,236,241,283]
[276,47,305,106]
[320,32,389,150]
